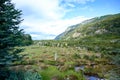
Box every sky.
[12,0,120,40]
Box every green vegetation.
[55,13,120,60]
[5,70,42,80]
[0,0,33,67]
[0,2,119,79]
[55,13,120,79]
[0,0,22,71]
[7,43,117,80]
[0,0,35,79]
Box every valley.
[5,13,120,80]
[10,40,119,80]
[1,0,120,80]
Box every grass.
[10,44,117,80]
[39,66,85,80]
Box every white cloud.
[22,16,88,35]
[79,6,94,11]
[12,0,90,40]
[60,0,95,9]
[30,34,55,40]
[12,0,66,20]
[63,0,95,4]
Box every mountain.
[55,13,120,40]
[55,13,120,54]
[55,24,80,40]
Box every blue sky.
[12,0,120,40]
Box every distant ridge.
[55,13,120,40]
[55,13,120,54]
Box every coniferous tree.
[0,0,41,79]
[0,0,26,79]
[21,34,33,46]
[0,0,24,67]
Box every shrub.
[108,68,120,80]
[6,70,42,80]
[64,70,85,80]
[73,53,81,59]
[51,75,64,80]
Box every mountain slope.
[55,13,120,40]
[55,24,80,40]
[55,13,120,54]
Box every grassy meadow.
[8,40,118,80]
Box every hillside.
[55,13,120,54]
[6,13,120,80]
[55,13,120,40]
[55,24,80,40]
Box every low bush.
[0,70,42,80]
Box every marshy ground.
[9,44,119,80]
